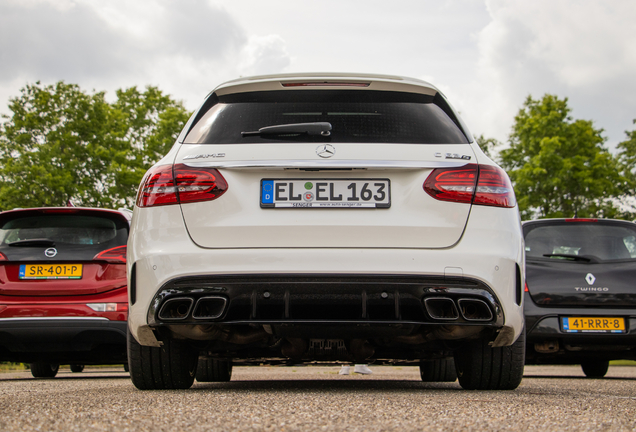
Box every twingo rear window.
[524,222,636,261]
[0,215,128,247]
[183,90,470,144]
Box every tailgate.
[177,143,475,249]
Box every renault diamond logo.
[45,248,58,258]
[585,273,596,285]
[316,144,336,158]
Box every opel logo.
[45,248,58,258]
[585,273,596,285]
[316,144,336,158]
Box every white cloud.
[472,0,636,147]
[237,35,291,77]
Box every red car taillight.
[93,245,127,263]
[423,163,516,208]
[136,164,228,207]
[0,252,7,261]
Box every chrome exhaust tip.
[158,297,194,320]
[424,297,459,320]
[457,298,493,321]
[192,296,228,320]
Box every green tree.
[499,94,626,220]
[475,134,501,159]
[0,81,190,210]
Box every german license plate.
[261,179,390,208]
[19,264,83,280]
[562,316,626,333]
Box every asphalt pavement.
[1,365,635,431]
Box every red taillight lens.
[424,163,516,208]
[136,164,228,207]
[93,245,127,263]
[423,164,478,204]
[525,281,529,292]
[472,165,516,208]
[0,252,7,261]
[173,163,228,204]
[137,165,178,207]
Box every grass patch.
[0,362,28,371]
[610,360,636,366]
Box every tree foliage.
[475,134,501,159]
[499,94,627,220]
[0,82,190,210]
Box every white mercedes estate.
[127,73,525,390]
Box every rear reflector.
[424,164,516,208]
[93,245,127,263]
[136,164,228,207]
[87,303,128,312]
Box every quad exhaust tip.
[457,298,493,321]
[157,297,194,320]
[424,297,459,320]
[192,296,228,319]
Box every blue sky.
[1,0,635,150]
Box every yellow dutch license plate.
[562,316,626,333]
[19,264,83,280]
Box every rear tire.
[454,327,525,390]
[419,358,457,382]
[581,360,609,378]
[30,362,59,378]
[70,364,84,373]
[127,328,197,390]
[196,357,233,382]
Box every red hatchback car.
[0,207,130,377]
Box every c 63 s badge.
[183,153,226,160]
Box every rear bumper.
[524,292,636,362]
[0,317,128,364]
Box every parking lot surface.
[1,365,635,431]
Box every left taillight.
[423,163,516,208]
[136,164,228,207]
[0,252,7,261]
[93,245,127,263]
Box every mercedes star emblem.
[316,144,336,158]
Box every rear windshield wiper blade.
[542,253,593,262]
[242,122,332,137]
[7,238,56,247]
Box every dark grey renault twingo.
[523,218,636,377]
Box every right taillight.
[424,163,516,208]
[137,164,228,207]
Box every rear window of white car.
[184,90,470,144]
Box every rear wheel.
[30,362,59,378]
[196,357,233,382]
[419,358,457,382]
[454,327,525,390]
[70,364,84,373]
[581,360,609,378]
[127,329,198,390]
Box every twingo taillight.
[136,164,228,207]
[173,163,228,204]
[93,245,127,263]
[0,252,7,261]
[424,163,516,208]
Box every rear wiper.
[7,238,56,247]
[542,253,594,262]
[242,122,332,137]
